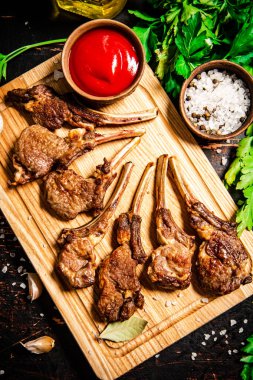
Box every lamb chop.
[5,84,158,131]
[57,161,134,288]
[98,162,154,322]
[44,137,140,220]
[147,155,195,289]
[10,124,145,186]
[169,156,252,296]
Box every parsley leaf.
[129,0,253,99]
[225,126,253,235]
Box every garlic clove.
[21,336,55,354]
[27,273,43,302]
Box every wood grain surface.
[1,2,253,380]
[0,51,253,380]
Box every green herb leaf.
[175,55,191,78]
[132,26,154,62]
[236,170,253,190]
[236,185,253,236]
[99,316,148,342]
[131,0,253,99]
[224,158,242,186]
[243,341,253,355]
[128,9,158,22]
[225,23,253,58]
[237,137,253,158]
[246,124,253,137]
[241,364,253,380]
[0,39,66,82]
[241,355,253,364]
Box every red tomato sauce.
[69,28,139,97]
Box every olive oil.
[56,0,127,19]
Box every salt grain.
[40,313,44,317]
[220,330,227,336]
[20,283,26,289]
[184,70,250,135]
[244,319,248,324]
[204,334,210,340]
[230,319,237,326]
[12,282,16,286]
[165,301,171,307]
[177,292,183,298]
[239,327,244,333]
[216,149,222,154]
[212,331,215,335]
[155,354,160,358]
[233,349,238,353]
[200,298,209,303]
[17,266,23,273]
[225,340,229,344]
[201,342,206,346]
[195,317,201,322]
[10,252,15,258]
[214,337,217,341]
[228,350,232,355]
[221,156,228,166]
[54,69,64,81]
[0,370,5,375]
[20,258,26,262]
[171,301,177,306]
[2,266,7,273]
[0,234,4,239]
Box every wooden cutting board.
[0,54,252,380]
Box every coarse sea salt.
[184,69,250,135]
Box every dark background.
[0,1,252,379]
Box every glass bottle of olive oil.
[56,0,127,19]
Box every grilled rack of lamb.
[57,162,134,288]
[169,156,252,296]
[10,124,145,186]
[148,155,195,289]
[98,162,154,322]
[5,84,158,131]
[44,137,140,220]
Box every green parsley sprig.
[129,0,253,98]
[225,125,253,236]
[241,334,253,379]
[0,39,67,82]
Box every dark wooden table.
[0,1,252,379]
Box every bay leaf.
[99,316,148,343]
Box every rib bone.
[10,125,145,186]
[168,156,252,295]
[98,162,154,322]
[5,84,158,131]
[44,137,141,220]
[147,155,195,289]
[57,162,134,288]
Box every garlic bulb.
[21,336,55,354]
[27,273,43,302]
